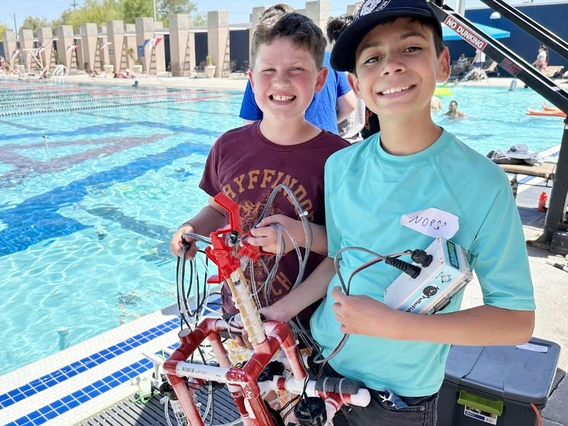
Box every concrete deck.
[3,70,566,91]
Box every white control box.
[384,237,473,315]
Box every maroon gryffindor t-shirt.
[200,121,348,324]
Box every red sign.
[444,16,488,51]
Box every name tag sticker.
[401,208,459,238]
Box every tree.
[53,0,122,29]
[51,10,74,28]
[121,0,153,23]
[20,16,50,33]
[158,0,204,27]
[0,22,8,41]
[52,0,202,29]
[120,0,201,27]
[190,12,206,27]
[159,0,197,15]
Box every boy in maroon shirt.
[170,13,348,330]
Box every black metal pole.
[542,121,568,241]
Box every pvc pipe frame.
[164,317,307,426]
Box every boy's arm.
[261,257,336,322]
[332,288,534,346]
[170,197,226,258]
[248,215,328,256]
[336,91,357,123]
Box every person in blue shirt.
[261,1,535,425]
[239,4,356,134]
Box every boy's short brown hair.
[251,13,327,70]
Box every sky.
[0,0,561,29]
[0,0,447,28]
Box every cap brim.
[330,8,441,72]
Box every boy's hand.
[247,215,305,254]
[258,305,289,323]
[170,225,198,259]
[332,287,404,339]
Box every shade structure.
[442,23,510,41]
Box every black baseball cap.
[330,0,443,72]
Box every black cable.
[313,248,419,366]
[176,246,192,329]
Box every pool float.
[526,108,566,118]
[434,87,454,97]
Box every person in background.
[452,53,469,78]
[445,100,467,117]
[472,48,486,69]
[239,3,357,134]
[431,95,444,112]
[360,106,380,139]
[260,1,534,424]
[532,45,548,73]
[327,14,365,142]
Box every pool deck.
[1,75,567,426]
[3,70,567,91]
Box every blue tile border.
[4,341,183,426]
[4,357,155,426]
[0,317,179,411]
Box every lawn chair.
[545,65,565,79]
[484,61,500,77]
[563,69,568,79]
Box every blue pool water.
[0,81,563,376]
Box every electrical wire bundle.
[312,246,433,366]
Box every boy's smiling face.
[348,18,450,120]
[249,37,327,123]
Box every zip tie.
[298,211,308,217]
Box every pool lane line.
[0,93,241,117]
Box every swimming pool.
[0,81,563,376]
[433,84,563,156]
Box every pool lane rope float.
[0,88,221,103]
[0,89,224,107]
[0,93,242,117]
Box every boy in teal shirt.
[262,0,535,424]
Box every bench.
[499,162,557,198]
